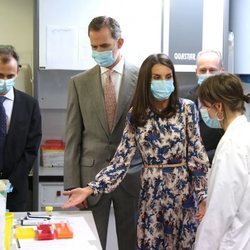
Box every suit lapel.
[85,66,109,136]
[86,63,137,135]
[113,63,136,129]
[7,89,21,136]
[5,89,22,151]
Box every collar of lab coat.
[225,115,247,135]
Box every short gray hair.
[196,49,223,68]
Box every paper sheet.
[46,25,78,69]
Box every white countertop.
[12,211,102,250]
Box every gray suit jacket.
[64,62,141,205]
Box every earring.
[217,111,224,121]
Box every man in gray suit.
[64,16,141,250]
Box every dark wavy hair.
[131,53,179,126]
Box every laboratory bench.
[11,211,102,250]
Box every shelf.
[39,166,64,176]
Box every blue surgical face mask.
[92,46,117,67]
[200,108,221,129]
[197,74,210,85]
[150,79,175,101]
[0,78,15,94]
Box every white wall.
[0,0,34,95]
[0,0,34,66]
[39,0,162,69]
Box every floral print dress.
[88,98,209,250]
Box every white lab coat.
[195,115,250,250]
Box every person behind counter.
[194,73,250,249]
[62,53,209,249]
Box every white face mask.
[0,78,15,94]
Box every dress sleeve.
[185,101,209,203]
[88,113,138,194]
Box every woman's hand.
[61,186,94,209]
[195,199,206,223]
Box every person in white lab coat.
[194,73,250,250]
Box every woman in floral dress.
[62,54,209,250]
